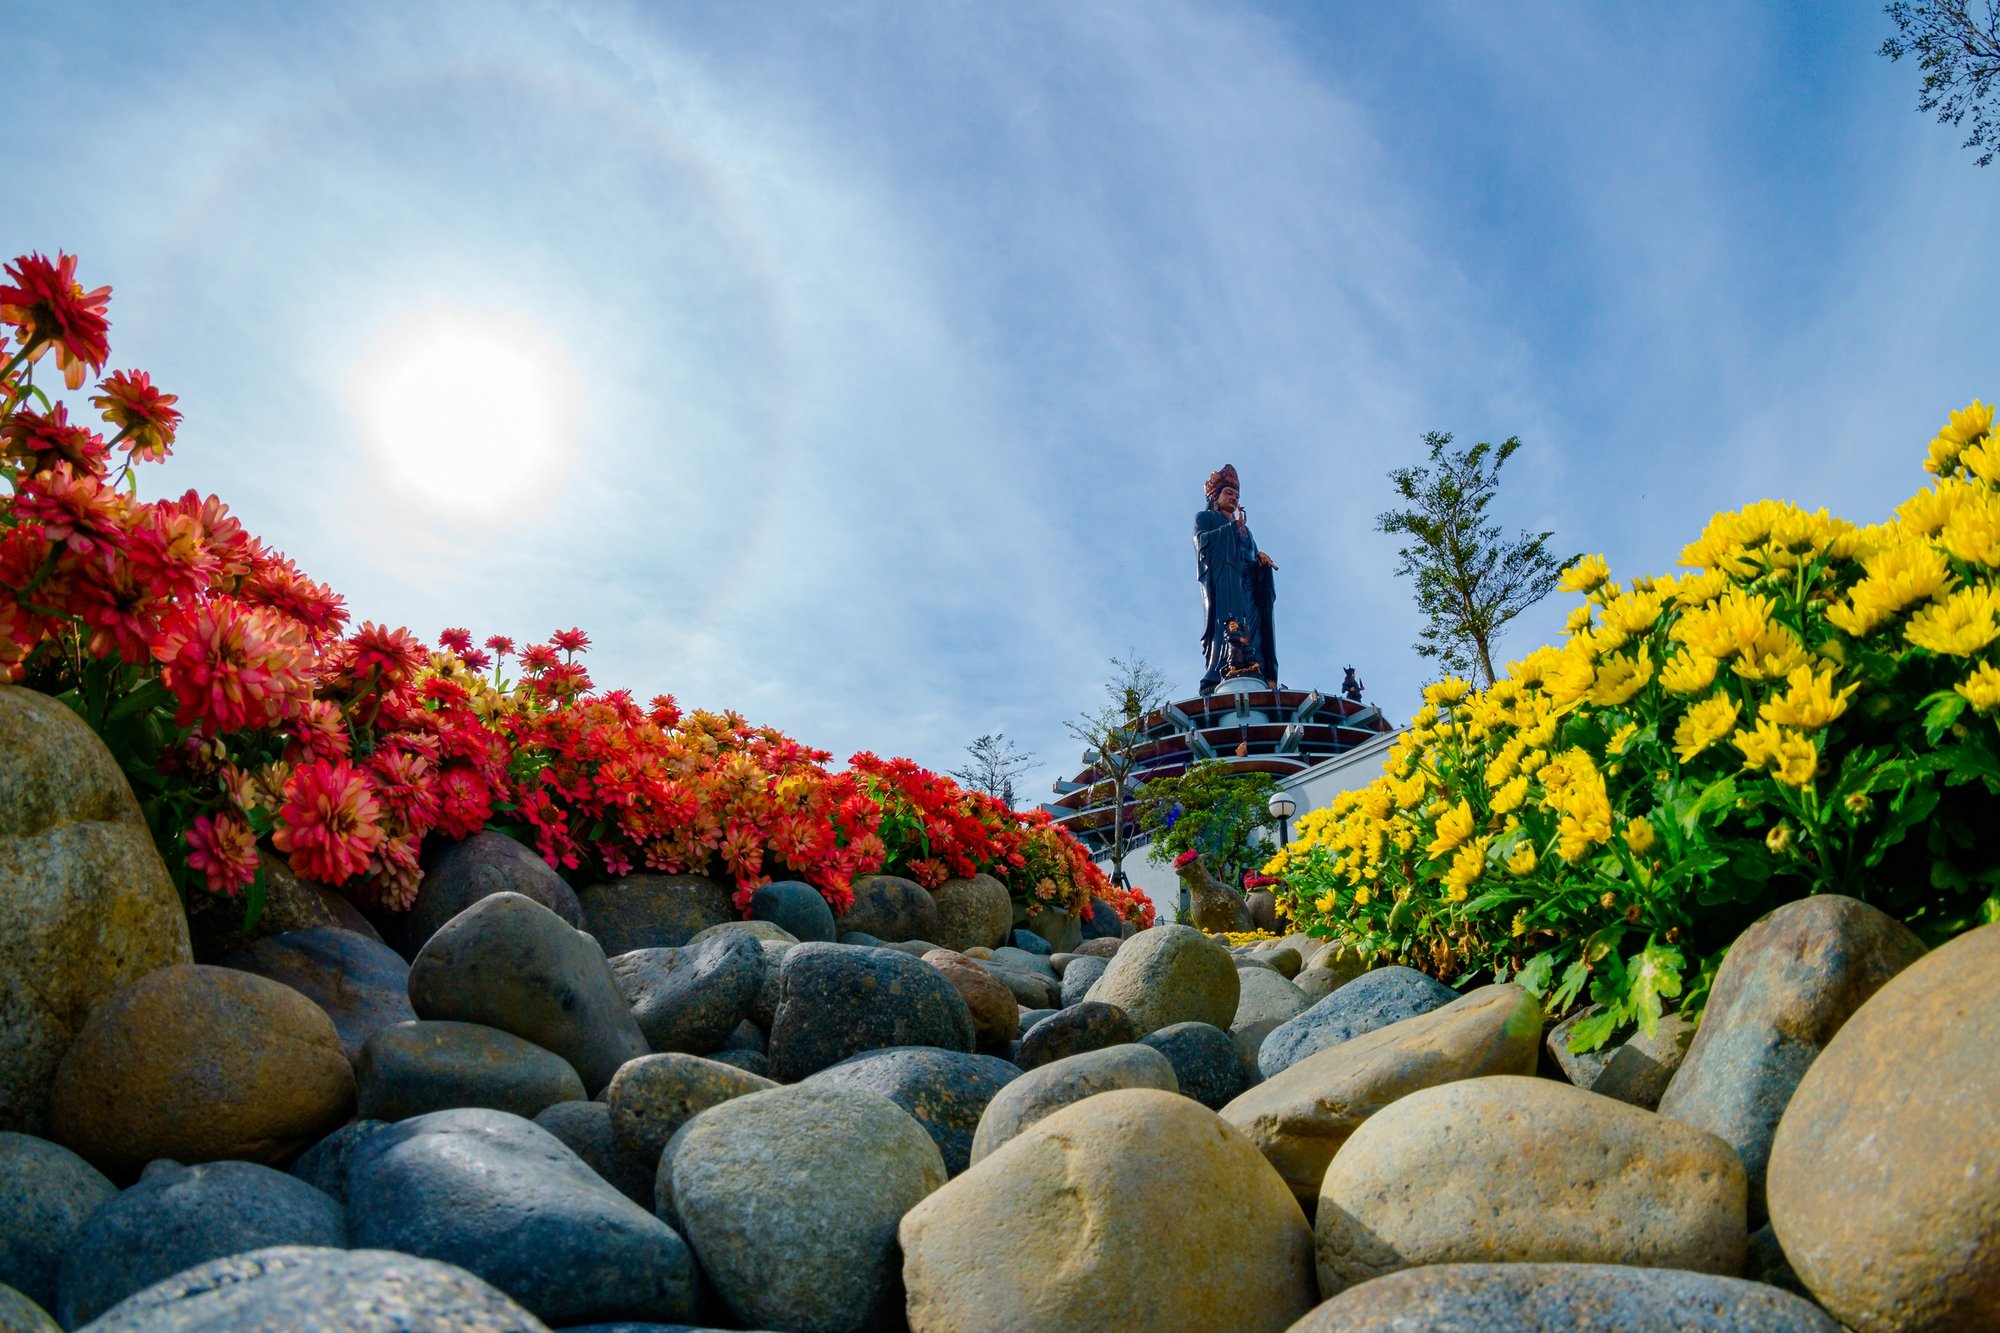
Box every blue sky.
[11,1,1997,806]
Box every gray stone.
[409,892,650,1094]
[685,920,797,947]
[766,943,975,1082]
[1081,923,1240,1036]
[746,938,796,1030]
[391,831,581,960]
[706,1049,769,1078]
[216,926,416,1064]
[718,1020,764,1054]
[1078,896,1126,941]
[0,1132,114,1312]
[56,1161,345,1327]
[1257,965,1459,1079]
[837,930,886,947]
[1254,945,1303,979]
[748,879,837,942]
[1008,927,1055,956]
[668,1084,946,1331]
[357,1020,586,1122]
[609,931,762,1056]
[929,874,1014,953]
[990,946,1057,980]
[1660,893,1926,1221]
[576,874,734,956]
[1017,1008,1058,1032]
[1290,1263,1842,1332]
[1059,955,1109,1007]
[834,874,940,944]
[969,1043,1178,1164]
[1018,906,1082,955]
[289,1119,391,1206]
[1140,1021,1245,1110]
[80,1245,547,1332]
[0,687,191,1137]
[806,1047,1022,1176]
[1233,966,1310,1034]
[0,1284,55,1333]
[533,1099,655,1209]
[1075,936,1124,959]
[980,962,1058,1009]
[606,1053,777,1163]
[347,1108,694,1326]
[1015,1002,1139,1070]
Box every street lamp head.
[1267,791,1298,821]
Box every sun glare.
[350,308,579,517]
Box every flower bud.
[1766,822,1794,854]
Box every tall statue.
[1195,464,1279,693]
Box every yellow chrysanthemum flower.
[1939,486,2000,566]
[1957,661,2000,712]
[1607,721,1639,756]
[1506,842,1538,875]
[1427,798,1476,859]
[1926,400,1994,476]
[1670,568,1731,608]
[1731,623,1810,682]
[1444,836,1490,903]
[1564,604,1595,635]
[1673,588,1776,661]
[1353,884,1372,907]
[1961,438,2000,486]
[1423,677,1473,708]
[1590,647,1654,707]
[1659,649,1719,694]
[1759,663,1858,731]
[1906,585,2000,657]
[1490,773,1530,814]
[1560,554,1611,595]
[1673,693,1740,763]
[1734,718,1819,787]
[1600,588,1665,638]
[1623,816,1656,857]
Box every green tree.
[1376,432,1575,687]
[1882,1,2000,166]
[1064,654,1172,889]
[1137,761,1279,892]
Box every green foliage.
[1137,761,1279,891]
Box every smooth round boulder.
[1015,1002,1139,1070]
[576,873,734,955]
[930,874,1014,953]
[923,949,1021,1052]
[48,964,353,1176]
[834,874,940,944]
[970,1043,1178,1165]
[1140,1022,1245,1110]
[357,1020,585,1122]
[1317,1075,1747,1297]
[807,1047,1023,1176]
[1256,965,1459,1079]
[346,1108,695,1327]
[217,925,417,1064]
[55,1160,346,1327]
[0,1132,115,1311]
[609,929,763,1055]
[532,1100,654,1209]
[81,1245,546,1332]
[0,685,192,1136]
[707,1048,769,1078]
[390,830,582,959]
[766,943,975,1082]
[1075,936,1123,959]
[289,1119,391,1206]
[1018,905,1082,955]
[747,937,797,1029]
[991,945,1057,978]
[1059,955,1109,1007]
[685,919,797,946]
[1233,966,1310,1035]
[1767,919,2000,1333]
[1009,927,1056,956]
[1082,923,1239,1036]
[1078,896,1126,941]
[0,1285,55,1333]
[669,1084,947,1332]
[1254,945,1303,979]
[1292,1263,1842,1332]
[903,1088,1315,1332]
[409,892,649,1094]
[748,879,837,942]
[605,1053,777,1162]
[980,961,1059,1009]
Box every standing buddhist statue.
[1195,464,1279,693]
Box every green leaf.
[1551,957,1590,1012]
[242,867,267,935]
[1627,938,1686,1038]
[1924,690,1969,745]
[1677,774,1739,838]
[1516,950,1555,996]
[1565,1009,1623,1053]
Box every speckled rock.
[668,1084,947,1332]
[55,1160,346,1327]
[1317,1076,1746,1296]
[390,831,582,960]
[347,1108,694,1326]
[1081,924,1239,1036]
[1549,1005,1696,1110]
[357,1019,585,1122]
[0,1132,114,1311]
[747,938,796,1030]
[970,1043,1178,1164]
[991,946,1057,979]
[605,1053,776,1162]
[685,920,797,948]
[1659,894,1925,1219]
[48,965,353,1176]
[807,1047,1022,1176]
[922,950,1020,1053]
[1255,965,1458,1079]
[1140,1022,1245,1110]
[706,1049,769,1078]
[1291,1263,1842,1332]
[1075,936,1123,959]
[533,1099,655,1209]
[834,874,940,944]
[980,963,1059,1010]
[749,879,837,942]
[1059,955,1109,1007]
[1222,983,1542,1204]
[216,926,416,1064]
[0,1284,55,1333]
[0,686,191,1136]
[1766,919,2000,1333]
[930,874,1014,953]
[80,1245,548,1332]
[1233,966,1310,1034]
[1293,952,1367,1003]
[610,930,762,1055]
[766,944,974,1082]
[409,892,649,1095]
[576,873,734,956]
[289,1119,391,1205]
[904,1088,1315,1332]
[1014,1002,1139,1070]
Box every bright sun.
[350,308,579,517]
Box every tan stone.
[930,874,1014,953]
[1767,920,2000,1333]
[923,949,1020,1052]
[48,964,353,1175]
[1220,983,1541,1203]
[1317,1075,1747,1296]
[902,1088,1316,1332]
[0,686,191,1134]
[1082,923,1238,1036]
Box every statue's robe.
[1194,508,1278,692]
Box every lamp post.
[1268,789,1298,848]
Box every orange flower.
[0,252,111,388]
[185,811,260,896]
[273,759,384,885]
[91,369,181,462]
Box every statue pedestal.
[1210,676,1270,725]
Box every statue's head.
[1204,464,1240,511]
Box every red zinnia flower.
[185,810,261,897]
[551,627,590,653]
[0,252,111,388]
[272,759,384,885]
[484,634,515,657]
[347,621,427,691]
[0,404,109,475]
[460,647,492,672]
[91,370,181,462]
[519,642,560,674]
[14,463,128,556]
[151,599,311,733]
[437,627,473,653]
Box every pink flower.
[185,811,260,896]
